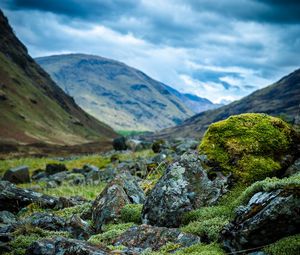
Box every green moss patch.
[120,204,143,224]
[263,234,300,255]
[199,113,297,183]
[88,223,135,246]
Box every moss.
[120,204,143,224]
[181,216,229,242]
[199,113,297,183]
[9,225,70,255]
[54,203,91,219]
[88,223,135,246]
[263,234,300,255]
[145,243,225,255]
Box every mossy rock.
[198,113,299,183]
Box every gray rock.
[174,139,198,154]
[65,215,92,240]
[25,237,109,255]
[0,181,58,213]
[113,136,128,151]
[2,165,30,184]
[0,211,16,224]
[284,158,300,177]
[221,188,300,253]
[24,213,65,231]
[92,172,145,232]
[113,224,201,252]
[92,182,131,232]
[142,152,228,227]
[45,163,67,176]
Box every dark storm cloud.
[2,0,137,20]
[0,0,299,103]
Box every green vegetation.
[263,234,300,255]
[88,223,135,246]
[0,154,111,175]
[120,204,143,224]
[116,130,149,137]
[199,113,297,183]
[145,243,225,255]
[6,225,70,255]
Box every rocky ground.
[0,113,300,255]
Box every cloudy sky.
[1,0,300,103]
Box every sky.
[1,0,300,104]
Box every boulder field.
[0,113,299,254]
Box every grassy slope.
[0,10,117,147]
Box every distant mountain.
[155,68,300,139]
[0,10,116,147]
[37,54,218,131]
[164,84,222,113]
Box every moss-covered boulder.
[199,113,299,183]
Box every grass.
[19,182,106,200]
[0,154,111,176]
[116,130,150,137]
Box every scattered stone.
[174,138,198,154]
[31,169,47,181]
[113,136,127,151]
[152,140,169,153]
[113,224,201,252]
[0,211,16,224]
[45,163,67,176]
[92,182,131,232]
[142,152,228,227]
[284,158,300,177]
[56,196,87,210]
[24,213,65,231]
[65,215,92,240]
[92,171,145,232]
[25,237,109,255]
[0,181,58,213]
[2,165,30,184]
[221,188,300,253]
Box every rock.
[25,237,109,255]
[64,173,85,185]
[31,169,46,181]
[65,215,92,240]
[92,182,131,232]
[221,188,300,253]
[152,139,169,153]
[113,224,201,252]
[284,158,300,177]
[45,163,67,176]
[92,172,145,232]
[24,213,65,231]
[0,211,16,224]
[0,181,58,213]
[0,241,11,253]
[113,136,128,151]
[116,172,145,204]
[198,113,300,183]
[56,196,87,209]
[174,138,198,154]
[2,165,30,184]
[125,139,144,151]
[142,152,228,227]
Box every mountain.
[0,10,117,149]
[36,54,215,131]
[154,68,300,139]
[163,84,222,113]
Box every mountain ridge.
[0,10,117,148]
[153,68,300,139]
[36,53,220,131]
